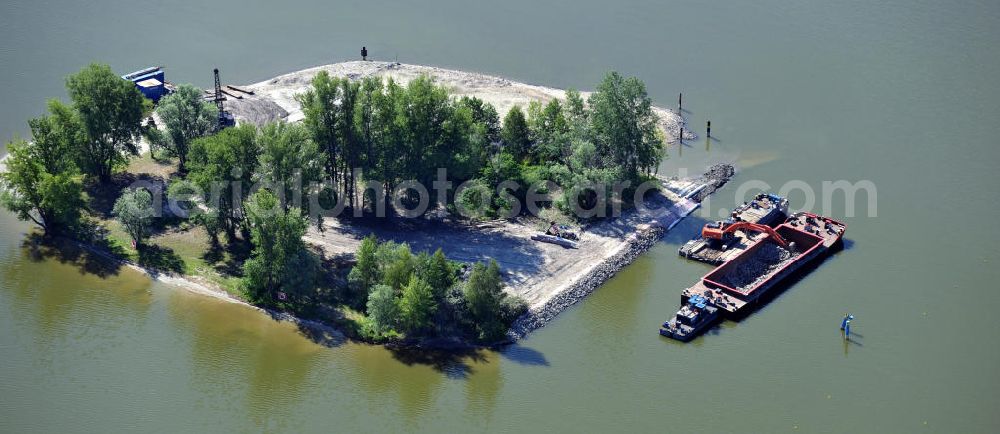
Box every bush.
[399,275,437,335]
[113,188,154,247]
[366,284,399,335]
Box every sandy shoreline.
[229,61,696,143]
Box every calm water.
[2,0,999,432]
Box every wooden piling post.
[678,93,683,113]
[707,120,711,138]
[679,126,684,157]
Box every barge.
[678,193,788,264]
[660,211,846,341]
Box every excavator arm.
[702,221,789,248]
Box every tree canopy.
[66,63,149,180]
[0,102,87,236]
[240,189,316,303]
[113,188,153,246]
[155,84,218,172]
[588,72,664,181]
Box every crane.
[213,68,235,129]
[701,221,789,248]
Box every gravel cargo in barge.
[661,212,846,341]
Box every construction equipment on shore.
[531,221,580,248]
[702,221,789,249]
[531,233,578,249]
[213,68,236,129]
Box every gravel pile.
[718,243,797,290]
[228,96,290,126]
[689,163,735,202]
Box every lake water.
[2,0,999,432]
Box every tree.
[113,188,154,247]
[183,124,259,238]
[532,99,571,163]
[0,105,87,236]
[463,259,507,340]
[257,122,322,213]
[419,248,453,299]
[66,63,149,181]
[399,275,436,334]
[459,96,501,143]
[240,189,315,303]
[501,106,531,162]
[366,284,398,335]
[381,243,415,291]
[298,71,342,189]
[155,84,218,172]
[347,234,380,304]
[587,72,664,181]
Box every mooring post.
[678,126,684,157]
[678,93,683,113]
[707,120,711,138]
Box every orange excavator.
[701,221,789,248]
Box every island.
[0,61,732,348]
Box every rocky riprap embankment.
[507,163,734,340]
[508,224,667,339]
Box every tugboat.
[659,294,720,342]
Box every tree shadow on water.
[499,345,550,366]
[21,233,123,278]
[387,346,490,379]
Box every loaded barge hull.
[660,212,845,341]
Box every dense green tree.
[463,259,508,341]
[241,190,315,303]
[459,96,501,143]
[418,248,453,299]
[257,122,322,213]
[347,234,380,304]
[587,72,664,181]
[501,106,531,162]
[365,284,398,335]
[0,105,87,236]
[155,84,218,172]
[399,275,436,334]
[297,71,341,183]
[381,243,415,291]
[28,100,86,173]
[337,79,363,208]
[112,188,153,247]
[66,63,149,181]
[183,124,259,238]
[532,99,571,163]
[564,88,588,128]
[0,142,86,236]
